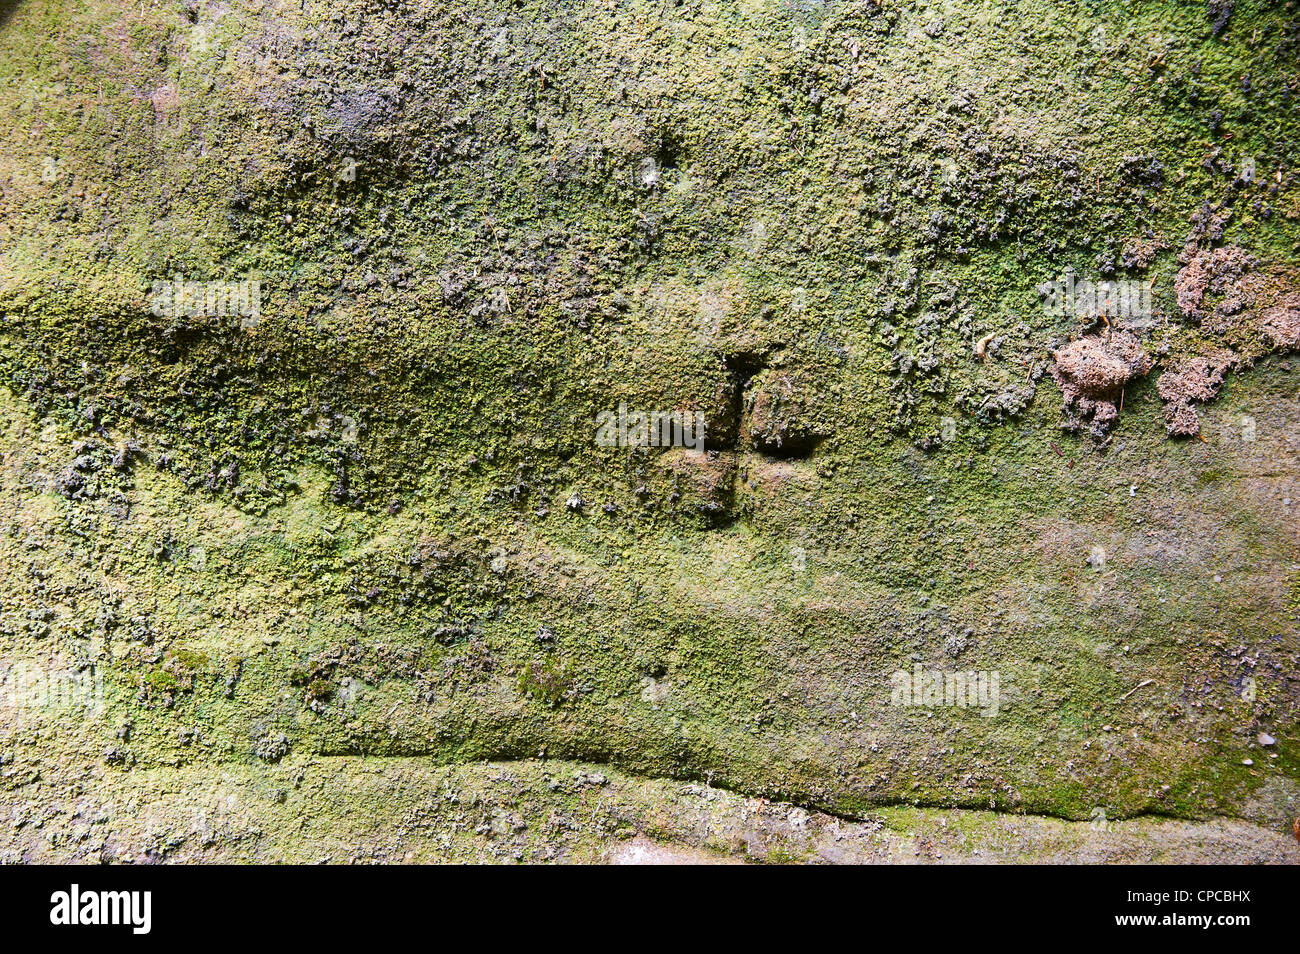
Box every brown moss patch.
[1050,330,1152,436]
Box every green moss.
[144,669,180,695]
[0,0,1296,845]
[171,650,212,674]
[517,658,576,709]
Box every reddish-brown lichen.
[1155,351,1235,437]
[1174,246,1254,322]
[1050,330,1152,435]
[1161,245,1300,434]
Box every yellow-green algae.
[0,0,1298,860]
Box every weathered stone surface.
[1,0,1298,862]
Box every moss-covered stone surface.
[1,0,1298,862]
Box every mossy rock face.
[1,0,1299,859]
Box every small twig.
[1118,679,1157,702]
